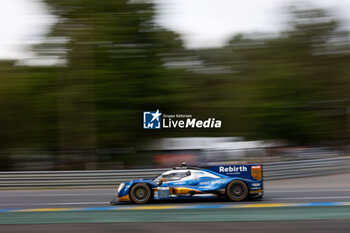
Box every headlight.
[118,183,125,193]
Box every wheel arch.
[225,178,250,191]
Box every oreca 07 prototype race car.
[111,163,263,204]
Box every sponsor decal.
[143,110,222,129]
[219,166,247,173]
[251,165,262,181]
[200,180,226,186]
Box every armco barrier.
[263,157,350,179]
[0,157,349,189]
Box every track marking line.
[13,208,75,212]
[0,202,109,206]
[2,202,350,213]
[267,189,350,193]
[273,196,350,200]
[127,205,182,210]
[0,193,113,197]
[234,203,294,208]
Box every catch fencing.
[0,157,349,189]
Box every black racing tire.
[130,183,152,204]
[226,180,249,201]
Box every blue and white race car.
[111,163,263,204]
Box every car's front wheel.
[226,180,248,201]
[130,183,152,204]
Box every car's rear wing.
[206,164,263,181]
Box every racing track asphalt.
[1,172,350,232]
[2,220,350,233]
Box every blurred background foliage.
[0,0,350,169]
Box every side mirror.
[158,178,167,186]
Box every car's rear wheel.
[226,180,248,201]
[130,183,152,204]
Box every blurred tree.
[197,6,350,143]
[0,61,59,170]
[1,2,350,170]
[38,0,196,167]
